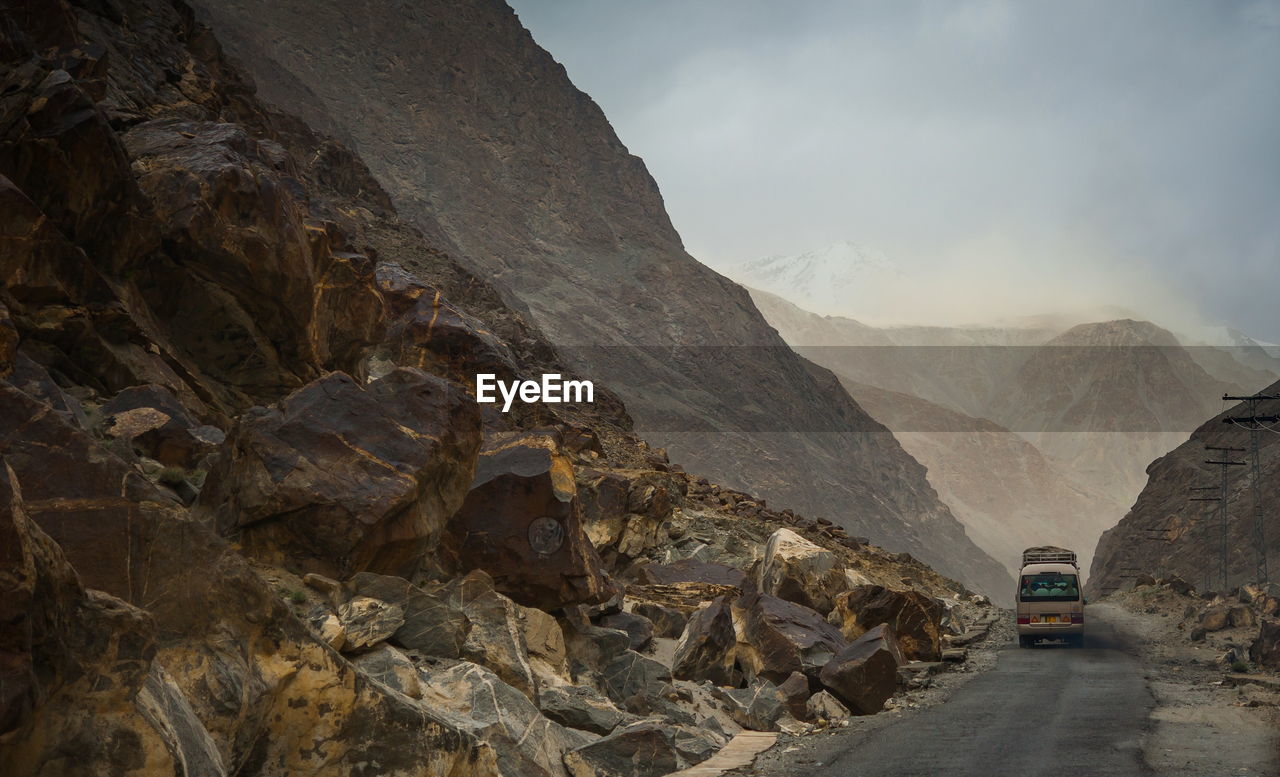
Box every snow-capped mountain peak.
[730,240,904,317]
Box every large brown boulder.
[451,430,614,610]
[563,721,715,777]
[756,528,849,614]
[672,597,740,687]
[123,119,386,399]
[818,623,904,715]
[199,368,481,577]
[100,384,224,469]
[732,592,847,684]
[374,262,519,386]
[828,585,943,661]
[1249,618,1280,670]
[345,572,469,658]
[539,685,627,736]
[576,468,678,566]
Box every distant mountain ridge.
[731,241,904,317]
[750,289,1277,580]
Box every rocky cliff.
[0,2,1001,775]
[186,0,1012,599]
[1090,383,1280,596]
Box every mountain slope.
[749,287,1057,419]
[841,380,1120,578]
[992,320,1242,506]
[1090,382,1280,594]
[189,0,1011,597]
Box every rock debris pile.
[0,2,998,775]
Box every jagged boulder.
[441,571,539,702]
[818,624,904,715]
[101,384,225,469]
[124,118,386,398]
[1240,583,1280,617]
[1249,618,1280,670]
[732,592,847,684]
[576,469,677,565]
[563,721,712,777]
[672,597,740,687]
[805,690,851,723]
[345,572,469,658]
[199,368,481,577]
[597,612,655,651]
[374,262,518,385]
[562,611,634,680]
[351,644,422,699]
[632,601,687,639]
[756,528,848,613]
[539,685,628,735]
[452,430,615,610]
[713,680,788,732]
[419,661,583,777]
[828,585,943,661]
[336,596,405,652]
[521,605,571,684]
[600,651,672,708]
[1200,606,1231,632]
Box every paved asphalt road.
[813,613,1154,777]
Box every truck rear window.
[1019,573,1080,602]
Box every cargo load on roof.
[1022,546,1077,567]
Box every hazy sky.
[509,0,1280,340]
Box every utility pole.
[1221,393,1280,585]
[1205,445,1247,591]
[1189,485,1219,593]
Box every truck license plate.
[1045,615,1058,623]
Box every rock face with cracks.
[451,429,615,610]
[199,368,482,578]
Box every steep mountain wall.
[0,2,1005,773]
[1091,383,1280,595]
[190,0,1011,597]
[842,380,1120,578]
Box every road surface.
[812,610,1154,777]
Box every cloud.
[510,0,1280,340]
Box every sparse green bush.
[1231,660,1250,673]
[278,587,307,605]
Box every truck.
[1016,546,1085,648]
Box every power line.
[1221,392,1280,585]
[1205,444,1246,591]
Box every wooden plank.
[669,731,778,776]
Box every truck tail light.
[1017,615,1030,624]
[1070,613,1084,624]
